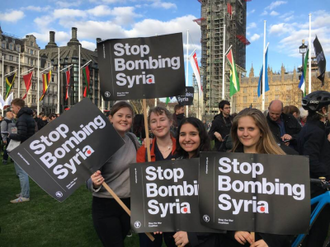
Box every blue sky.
[1,0,329,82]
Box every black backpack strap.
[127,132,137,151]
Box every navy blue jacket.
[10,107,36,143]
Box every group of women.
[87,101,295,247]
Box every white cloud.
[270,11,279,16]
[261,11,268,16]
[55,1,82,8]
[53,9,87,19]
[151,2,177,9]
[81,40,97,51]
[250,33,260,42]
[265,1,287,10]
[247,22,257,29]
[24,6,51,12]
[269,23,294,36]
[87,5,112,16]
[247,9,255,16]
[111,7,142,25]
[90,0,124,3]
[0,10,24,23]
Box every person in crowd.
[173,117,219,247]
[208,100,233,151]
[1,110,14,164]
[283,105,300,119]
[172,104,185,130]
[220,108,292,246]
[87,101,140,247]
[48,113,57,122]
[297,91,330,247]
[137,106,177,247]
[299,107,308,127]
[9,98,36,203]
[36,112,47,130]
[132,114,146,145]
[266,100,301,149]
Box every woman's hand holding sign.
[234,231,254,245]
[173,231,189,246]
[250,239,268,247]
[91,170,104,188]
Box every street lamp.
[299,39,307,71]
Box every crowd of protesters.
[4,91,330,247]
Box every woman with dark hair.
[87,101,140,247]
[221,108,292,247]
[173,117,218,247]
[137,106,177,247]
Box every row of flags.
[1,65,91,103]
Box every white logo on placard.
[134,221,141,228]
[104,91,111,98]
[55,191,63,198]
[203,215,210,222]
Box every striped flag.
[39,71,52,101]
[299,49,309,96]
[5,73,16,100]
[257,45,270,97]
[189,52,202,96]
[226,48,240,97]
[82,66,90,98]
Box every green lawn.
[0,160,140,247]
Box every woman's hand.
[173,231,189,246]
[91,170,104,188]
[250,239,268,247]
[234,231,254,245]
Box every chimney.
[45,31,58,48]
[67,27,81,46]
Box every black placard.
[9,98,125,202]
[176,86,194,106]
[97,33,185,100]
[130,159,222,233]
[199,152,310,235]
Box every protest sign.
[130,159,223,233]
[199,152,310,235]
[97,33,185,100]
[9,98,125,202]
[176,86,194,106]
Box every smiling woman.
[86,101,141,247]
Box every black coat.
[10,107,36,143]
[297,119,330,182]
[267,113,301,146]
[208,113,233,150]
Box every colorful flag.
[65,69,71,101]
[226,49,240,97]
[22,71,33,100]
[165,97,172,105]
[39,71,52,101]
[313,36,326,86]
[82,66,90,98]
[189,52,202,96]
[5,73,16,100]
[227,2,232,17]
[299,49,309,96]
[257,45,270,97]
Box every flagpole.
[1,55,4,116]
[186,29,189,118]
[18,53,20,98]
[57,47,60,114]
[308,13,312,94]
[78,44,81,102]
[262,20,266,111]
[37,50,40,115]
[222,23,226,99]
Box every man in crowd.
[1,110,14,164]
[267,100,301,150]
[9,98,36,203]
[208,100,233,151]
